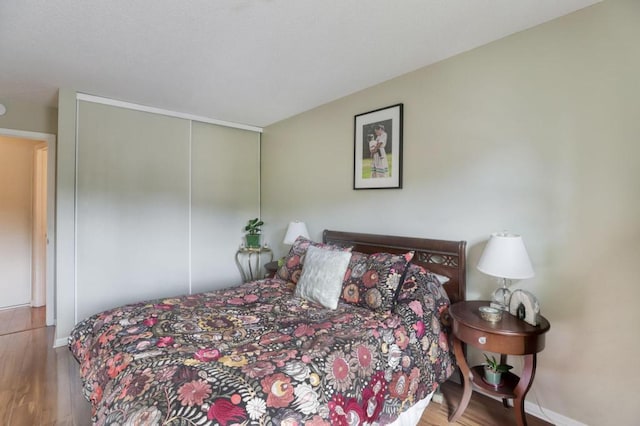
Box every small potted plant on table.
[244,218,264,248]
[483,353,513,387]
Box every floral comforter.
[69,276,455,425]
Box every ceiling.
[0,0,600,128]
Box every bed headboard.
[323,230,467,304]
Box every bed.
[69,230,466,425]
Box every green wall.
[261,1,639,424]
[0,98,57,134]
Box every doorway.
[0,128,56,326]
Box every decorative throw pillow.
[340,251,414,313]
[277,236,352,284]
[395,264,451,308]
[295,245,352,309]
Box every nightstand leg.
[513,354,537,426]
[449,337,472,423]
[500,354,510,408]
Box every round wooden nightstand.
[448,300,550,426]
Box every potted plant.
[483,353,512,386]
[244,218,264,248]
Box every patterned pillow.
[395,264,452,310]
[277,236,352,284]
[339,251,414,313]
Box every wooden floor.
[0,306,553,426]
[0,325,91,425]
[0,305,46,336]
[420,381,553,426]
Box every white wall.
[55,89,78,340]
[261,1,639,424]
[0,136,40,308]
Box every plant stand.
[235,247,273,282]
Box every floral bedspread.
[69,277,455,425]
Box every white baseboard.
[475,388,587,426]
[524,400,587,426]
[53,336,69,348]
[0,303,30,311]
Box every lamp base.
[489,302,507,311]
[491,286,512,311]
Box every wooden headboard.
[323,230,467,304]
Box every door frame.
[32,143,48,307]
[0,128,56,326]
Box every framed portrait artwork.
[353,103,403,189]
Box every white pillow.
[431,272,450,285]
[295,245,352,309]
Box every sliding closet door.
[191,121,260,293]
[76,102,190,321]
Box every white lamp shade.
[477,232,534,279]
[283,221,310,245]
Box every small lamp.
[283,221,309,245]
[477,231,534,310]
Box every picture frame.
[353,103,403,189]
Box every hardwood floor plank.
[0,321,22,424]
[419,381,554,426]
[0,308,14,331]
[0,325,91,426]
[65,343,91,425]
[0,306,46,336]
[8,327,50,425]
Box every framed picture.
[353,103,403,189]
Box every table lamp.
[477,231,534,310]
[283,221,309,245]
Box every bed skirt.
[388,390,435,425]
